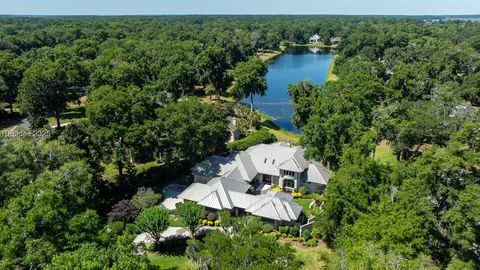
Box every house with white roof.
[191,142,330,193]
[178,142,331,226]
[309,34,321,43]
[178,176,303,227]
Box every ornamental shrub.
[302,229,311,240]
[311,228,321,238]
[207,212,218,222]
[202,219,208,225]
[281,233,287,238]
[214,220,220,226]
[298,186,308,195]
[289,226,299,237]
[262,224,274,233]
[227,128,277,151]
[279,226,289,234]
[207,221,214,226]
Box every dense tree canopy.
[286,17,480,269]
[1,15,480,269]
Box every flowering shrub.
[272,186,282,192]
[291,192,302,198]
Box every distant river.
[244,46,333,133]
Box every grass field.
[148,254,196,270]
[280,240,330,270]
[48,96,88,126]
[292,199,313,216]
[373,140,398,165]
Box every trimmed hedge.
[262,224,274,233]
[227,128,277,151]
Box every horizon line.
[0,13,479,17]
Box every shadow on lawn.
[61,107,86,121]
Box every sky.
[0,0,479,16]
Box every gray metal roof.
[178,177,251,210]
[304,161,331,185]
[244,193,302,222]
[191,142,330,192]
[178,177,302,222]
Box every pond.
[244,46,333,133]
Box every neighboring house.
[191,142,331,193]
[309,34,321,43]
[330,37,342,44]
[227,116,240,142]
[178,176,303,227]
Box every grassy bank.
[258,50,283,62]
[258,45,286,62]
[327,55,339,82]
[259,112,300,144]
[294,43,338,49]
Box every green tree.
[0,52,21,114]
[196,47,230,98]
[231,57,268,111]
[135,207,170,245]
[218,209,235,236]
[154,98,229,165]
[176,201,204,238]
[17,59,71,128]
[131,187,162,210]
[287,80,320,128]
[87,85,155,177]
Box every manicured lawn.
[136,161,163,175]
[169,218,186,227]
[48,96,88,126]
[102,162,119,182]
[373,140,399,165]
[293,199,312,216]
[148,253,196,270]
[327,55,339,82]
[280,240,330,270]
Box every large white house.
[191,142,330,193]
[177,142,331,226]
[309,34,321,43]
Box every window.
[283,170,295,177]
[272,159,275,165]
[264,158,267,163]
[284,179,295,188]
